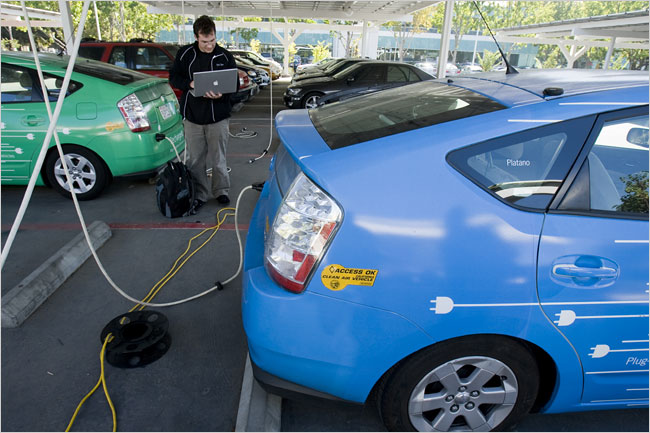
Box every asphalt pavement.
[2,77,648,432]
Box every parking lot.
[2,78,648,432]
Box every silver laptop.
[189,68,238,97]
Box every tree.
[383,8,431,62]
[616,171,649,214]
[309,41,331,62]
[427,2,483,64]
[477,49,501,71]
[249,39,261,53]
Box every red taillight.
[264,173,342,293]
[117,94,150,132]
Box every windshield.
[310,81,505,149]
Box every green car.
[1,52,185,200]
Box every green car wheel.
[45,145,109,200]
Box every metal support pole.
[361,20,368,58]
[57,0,75,53]
[604,37,617,70]
[471,27,479,65]
[93,1,101,40]
[437,0,454,78]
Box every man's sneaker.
[190,199,205,215]
[216,195,230,204]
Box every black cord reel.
[100,310,171,369]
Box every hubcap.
[54,153,97,194]
[408,356,518,432]
[304,95,320,109]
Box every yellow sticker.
[321,264,378,291]
[105,121,125,132]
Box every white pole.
[471,27,479,65]
[1,0,92,269]
[604,37,617,70]
[437,0,454,78]
[93,1,101,40]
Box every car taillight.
[117,94,150,132]
[264,172,342,293]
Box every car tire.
[45,145,109,200]
[380,335,539,432]
[302,92,323,109]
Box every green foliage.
[288,42,297,56]
[616,171,649,214]
[1,38,21,51]
[250,39,261,53]
[308,41,331,63]
[478,49,501,71]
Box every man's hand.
[204,91,223,99]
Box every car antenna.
[472,1,518,75]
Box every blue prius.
[243,69,649,432]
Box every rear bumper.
[242,182,435,403]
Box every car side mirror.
[627,127,649,148]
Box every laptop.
[189,68,238,97]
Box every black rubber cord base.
[100,310,171,368]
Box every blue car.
[243,70,649,431]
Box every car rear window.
[78,46,104,61]
[310,81,505,149]
[72,59,150,85]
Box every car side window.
[404,67,421,82]
[355,65,384,84]
[42,74,81,101]
[559,115,648,215]
[134,47,172,71]
[109,47,127,68]
[387,66,408,83]
[1,65,38,103]
[447,117,595,210]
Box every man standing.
[169,15,236,215]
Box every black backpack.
[155,161,194,218]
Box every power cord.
[65,206,241,431]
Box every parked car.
[295,57,337,73]
[290,58,367,83]
[78,39,183,99]
[234,56,270,87]
[1,52,186,200]
[415,61,459,77]
[283,60,433,109]
[79,40,253,108]
[231,68,258,105]
[244,69,649,431]
[229,49,282,79]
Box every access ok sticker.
[321,264,378,291]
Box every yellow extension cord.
[65,207,236,432]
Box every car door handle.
[550,255,619,288]
[21,115,45,126]
[552,264,617,279]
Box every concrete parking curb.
[235,353,282,432]
[2,220,112,328]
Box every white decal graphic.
[429,296,648,315]
[589,344,649,359]
[61,128,71,135]
[26,134,34,140]
[15,148,23,155]
[0,122,5,129]
[554,309,649,327]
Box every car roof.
[448,69,648,107]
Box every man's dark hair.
[193,15,215,37]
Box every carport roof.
[141,0,441,22]
[496,8,649,49]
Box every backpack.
[155,161,194,218]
